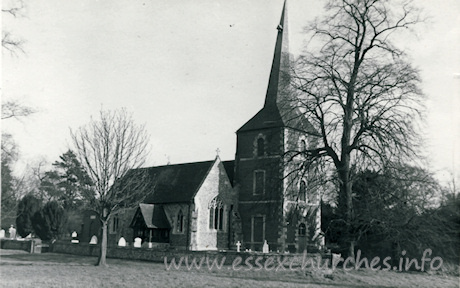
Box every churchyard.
[0,249,458,288]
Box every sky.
[2,0,460,186]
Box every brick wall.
[50,241,330,266]
[1,238,42,253]
[236,128,285,252]
[163,203,189,249]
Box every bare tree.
[288,0,424,258]
[2,0,35,119]
[71,108,150,266]
[2,0,25,55]
[2,101,35,120]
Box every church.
[96,1,323,253]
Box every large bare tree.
[71,108,150,266]
[288,0,424,258]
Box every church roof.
[222,160,235,184]
[238,0,316,134]
[137,159,234,204]
[136,203,170,229]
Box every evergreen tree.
[39,150,93,209]
[32,201,67,241]
[16,194,42,237]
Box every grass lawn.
[0,249,458,288]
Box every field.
[0,249,458,288]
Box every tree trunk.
[349,240,356,262]
[97,220,108,267]
[338,156,355,259]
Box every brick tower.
[234,0,322,253]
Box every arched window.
[298,223,306,236]
[254,170,265,195]
[110,215,119,234]
[299,180,307,202]
[209,197,224,230]
[300,139,307,152]
[257,137,265,157]
[177,210,184,233]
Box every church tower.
[234,0,322,253]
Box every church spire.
[264,0,291,108]
[238,0,306,133]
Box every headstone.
[8,225,16,239]
[148,242,153,249]
[262,240,269,253]
[71,231,79,243]
[134,237,142,248]
[118,237,126,247]
[332,253,342,265]
[0,229,5,238]
[236,241,241,252]
[89,235,98,244]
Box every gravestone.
[118,237,126,247]
[89,235,98,244]
[133,237,142,248]
[332,253,342,265]
[262,240,269,253]
[0,229,5,238]
[71,231,79,243]
[8,225,16,239]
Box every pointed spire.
[264,0,291,108]
[238,0,303,133]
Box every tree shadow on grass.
[0,250,97,266]
[0,249,153,268]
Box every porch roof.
[137,203,170,229]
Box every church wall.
[163,203,190,249]
[236,128,284,159]
[235,126,323,253]
[80,210,101,244]
[236,127,287,252]
[282,127,323,251]
[193,158,237,251]
[235,128,285,202]
[107,208,135,247]
[236,158,283,202]
[238,202,282,252]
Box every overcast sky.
[2,0,459,185]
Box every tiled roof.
[132,159,234,204]
[237,1,317,135]
[222,160,235,185]
[237,104,317,134]
[138,203,170,229]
